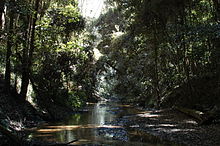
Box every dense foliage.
[1,1,220,145]
[1,0,220,113]
[0,0,96,112]
[94,0,220,108]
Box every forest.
[0,0,220,145]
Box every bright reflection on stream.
[28,101,127,145]
[28,102,178,145]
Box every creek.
[27,100,177,145]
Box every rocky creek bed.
[97,107,220,146]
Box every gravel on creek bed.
[97,108,220,146]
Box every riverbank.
[0,79,75,145]
[24,100,220,146]
[1,80,220,146]
[107,107,220,146]
[0,88,43,145]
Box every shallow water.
[27,101,177,145]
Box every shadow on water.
[27,101,179,145]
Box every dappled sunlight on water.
[27,101,178,145]
[158,124,176,127]
[44,125,123,129]
[183,120,198,125]
[153,127,196,133]
[137,113,161,118]
[34,134,53,137]
[28,101,119,144]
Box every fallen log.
[173,106,220,125]
[173,106,204,122]
[199,106,220,125]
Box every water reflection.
[28,101,177,145]
[29,101,119,144]
[92,102,115,125]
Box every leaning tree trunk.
[20,0,40,99]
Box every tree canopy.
[0,0,220,113]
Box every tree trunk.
[212,0,220,22]
[180,7,193,101]
[153,21,160,108]
[20,16,31,99]
[20,0,40,99]
[212,0,220,83]
[0,0,5,29]
[4,1,14,92]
